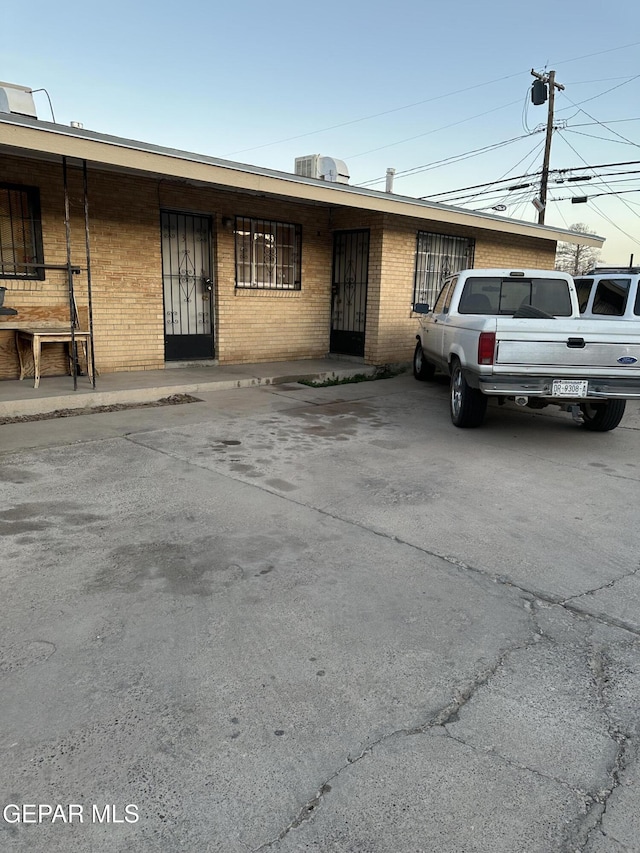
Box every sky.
[4,0,640,264]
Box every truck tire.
[580,399,626,432]
[449,359,487,428]
[413,342,436,381]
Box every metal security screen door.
[331,230,370,356]
[161,211,214,360]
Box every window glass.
[592,278,630,316]
[0,183,44,280]
[458,278,500,314]
[530,279,572,315]
[459,277,572,316]
[413,231,474,306]
[574,278,593,313]
[235,216,301,289]
[432,281,452,314]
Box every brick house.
[0,107,603,382]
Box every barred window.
[235,216,301,290]
[0,183,44,280]
[413,231,474,307]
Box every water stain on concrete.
[0,466,41,483]
[265,479,298,492]
[88,535,287,596]
[0,640,56,673]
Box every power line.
[221,40,640,158]
[357,131,540,188]
[570,118,640,127]
[550,187,640,202]
[421,160,640,203]
[563,129,638,146]
[222,75,528,158]
[557,131,640,223]
[554,133,640,247]
[464,138,546,207]
[348,99,523,164]
[549,40,640,67]
[560,97,640,149]
[556,73,640,116]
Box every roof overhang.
[0,114,604,249]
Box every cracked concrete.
[2,375,640,851]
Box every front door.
[330,229,369,356]
[161,211,214,360]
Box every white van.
[573,267,640,319]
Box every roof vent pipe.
[385,168,396,193]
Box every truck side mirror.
[412,302,430,314]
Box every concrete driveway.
[2,374,640,852]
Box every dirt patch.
[0,394,202,425]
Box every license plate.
[552,379,588,397]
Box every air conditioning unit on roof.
[294,154,350,184]
[295,155,321,179]
[0,81,37,118]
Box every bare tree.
[555,223,601,275]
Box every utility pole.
[530,69,564,224]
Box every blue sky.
[5,0,640,262]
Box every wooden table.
[15,328,94,389]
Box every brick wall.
[0,154,558,378]
[0,156,335,375]
[361,215,557,365]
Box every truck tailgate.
[497,340,640,367]
[494,320,640,371]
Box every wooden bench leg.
[33,337,42,388]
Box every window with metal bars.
[413,231,474,307]
[0,183,45,280]
[235,216,301,290]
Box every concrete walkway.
[0,358,381,418]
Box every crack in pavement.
[252,637,539,850]
[562,563,640,605]
[122,432,640,641]
[442,729,585,796]
[115,432,640,850]
[576,640,634,853]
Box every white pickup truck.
[412,268,640,430]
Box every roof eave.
[0,115,604,248]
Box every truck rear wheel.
[450,360,487,428]
[580,400,626,432]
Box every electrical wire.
[460,139,547,208]
[564,129,639,146]
[557,131,640,223]
[555,133,640,247]
[357,130,540,188]
[222,74,529,158]
[420,160,640,204]
[222,40,640,158]
[551,187,640,202]
[570,118,640,128]
[347,98,523,164]
[30,88,56,123]
[560,97,640,150]
[556,74,640,116]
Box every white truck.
[412,268,640,430]
[573,266,640,319]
